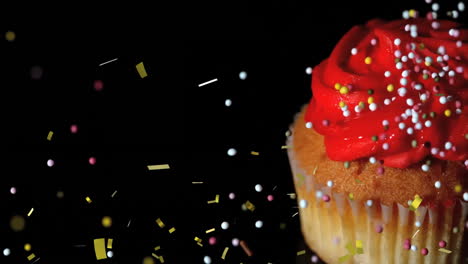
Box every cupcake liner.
[287,134,468,264]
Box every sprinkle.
[147,164,170,170]
[107,238,113,249]
[94,238,107,260]
[439,248,452,254]
[198,78,218,87]
[444,109,451,117]
[356,240,363,254]
[203,256,212,264]
[192,181,204,184]
[27,208,34,217]
[375,225,383,233]
[339,86,349,94]
[377,167,384,174]
[349,193,354,200]
[421,248,429,256]
[85,196,92,204]
[387,84,395,92]
[415,221,422,227]
[421,164,430,172]
[99,58,118,66]
[463,192,468,202]
[156,218,165,228]
[365,57,372,64]
[299,199,308,208]
[438,240,447,248]
[411,245,417,251]
[281,145,290,149]
[384,71,391,77]
[382,143,389,150]
[315,191,323,198]
[351,48,358,55]
[369,157,377,164]
[240,240,253,256]
[47,131,53,141]
[136,62,148,78]
[344,161,350,169]
[169,227,176,233]
[327,180,334,187]
[206,228,215,234]
[439,96,447,104]
[47,159,55,167]
[224,99,232,107]
[322,195,330,202]
[334,83,341,90]
[254,184,263,192]
[338,255,351,263]
[305,67,312,75]
[411,195,423,209]
[239,71,247,80]
[455,184,462,193]
[221,247,229,260]
[255,220,263,228]
[434,181,441,189]
[366,200,373,207]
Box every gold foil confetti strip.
[245,200,255,212]
[438,248,452,254]
[250,151,259,155]
[412,229,420,239]
[85,196,92,204]
[194,237,202,242]
[281,145,290,149]
[93,238,107,260]
[27,253,36,261]
[156,218,165,228]
[297,250,306,256]
[410,195,423,211]
[111,190,118,198]
[169,227,176,234]
[206,228,215,234]
[221,247,229,259]
[107,238,113,249]
[27,208,34,217]
[197,242,203,247]
[192,182,204,184]
[154,246,160,251]
[136,62,148,78]
[147,164,170,170]
[356,240,363,254]
[47,131,53,141]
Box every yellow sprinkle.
[206,228,215,233]
[411,194,423,209]
[444,109,451,117]
[156,218,165,228]
[367,97,374,104]
[281,145,290,149]
[334,83,341,90]
[159,256,165,263]
[438,248,452,254]
[136,62,148,78]
[94,238,107,260]
[154,246,160,251]
[454,184,462,193]
[47,131,53,141]
[349,193,354,200]
[5,31,16,42]
[358,101,365,108]
[221,247,229,259]
[102,216,112,228]
[424,61,431,67]
[339,86,349,94]
[215,194,219,203]
[85,196,92,204]
[107,238,113,249]
[192,182,204,184]
[245,200,256,212]
[356,240,364,254]
[152,253,159,259]
[147,164,170,170]
[27,253,35,261]
[365,56,372,64]
[339,101,346,108]
[194,237,202,242]
[197,242,203,247]
[169,227,176,234]
[409,9,416,18]
[24,243,32,251]
[297,250,306,256]
[250,151,259,155]
[386,84,394,92]
[27,208,34,217]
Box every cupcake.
[288,18,468,263]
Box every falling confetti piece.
[239,240,253,257]
[410,195,423,210]
[169,227,176,234]
[245,200,255,212]
[94,238,107,260]
[221,247,229,259]
[197,242,203,247]
[47,131,53,141]
[154,246,160,251]
[27,253,35,261]
[111,190,118,198]
[152,253,159,259]
[102,216,112,228]
[192,181,204,184]
[107,239,113,249]
[194,237,202,242]
[136,62,148,78]
[250,151,259,155]
[412,229,420,239]
[349,193,354,200]
[206,228,215,234]
[27,208,34,217]
[86,196,92,204]
[281,145,290,149]
[198,78,218,87]
[147,164,170,170]
[356,240,364,254]
[297,250,306,256]
[99,58,118,66]
[438,248,452,254]
[156,218,165,228]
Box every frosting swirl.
[305,18,468,168]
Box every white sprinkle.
[421,164,430,172]
[402,70,409,77]
[396,62,403,69]
[384,71,391,77]
[439,96,447,104]
[407,127,414,135]
[400,78,407,86]
[448,70,455,77]
[401,56,408,62]
[369,157,377,164]
[405,109,412,116]
[420,94,428,101]
[343,110,351,117]
[255,220,263,228]
[366,200,373,207]
[456,40,463,47]
[425,120,432,127]
[408,52,415,59]
[398,122,406,130]
[382,120,389,126]
[107,251,114,258]
[410,31,418,38]
[414,83,422,90]
[315,191,323,198]
[382,143,389,150]
[432,21,440,30]
[327,180,334,187]
[239,71,247,80]
[415,221,422,227]
[398,88,407,97]
[384,99,391,105]
[232,238,240,247]
[406,98,414,106]
[47,159,55,167]
[255,184,263,192]
[369,103,377,111]
[227,148,237,156]
[305,67,313,75]
[351,48,358,55]
[394,38,401,45]
[99,58,118,66]
[415,122,423,130]
[204,256,212,264]
[299,199,308,208]
[3,248,10,257]
[198,78,218,87]
[394,50,402,58]
[402,10,410,19]
[354,105,362,113]
[305,122,313,129]
[434,181,441,189]
[225,99,232,107]
[221,221,230,230]
[431,72,438,79]
[411,245,417,251]
[439,151,446,158]
[432,3,440,11]
[431,148,439,155]
[459,2,465,11]
[445,142,453,150]
[463,192,468,202]
[370,38,377,45]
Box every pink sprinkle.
[449,78,455,85]
[89,157,96,165]
[322,120,330,126]
[209,237,217,245]
[404,238,411,245]
[379,133,387,141]
[70,124,78,134]
[433,85,440,93]
[267,195,274,202]
[438,240,446,248]
[377,167,385,175]
[394,116,401,122]
[375,224,383,233]
[456,66,464,73]
[94,80,104,91]
[455,101,462,108]
[421,248,429,256]
[322,195,330,202]
[311,255,319,263]
[404,243,411,250]
[414,65,420,72]
[426,12,434,20]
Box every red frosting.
[305,18,468,168]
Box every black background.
[0,0,465,263]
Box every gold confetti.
[338,254,350,263]
[24,243,32,251]
[159,256,165,263]
[412,229,420,239]
[313,166,318,175]
[410,194,422,210]
[10,215,26,232]
[152,253,159,259]
[5,31,16,42]
[197,242,203,247]
[206,228,215,233]
[221,247,229,259]
[245,200,255,212]
[136,62,148,78]
[27,208,34,217]
[27,253,35,261]
[47,131,53,141]
[102,216,112,228]
[156,218,165,228]
[454,184,462,193]
[297,250,306,256]
[349,193,354,200]
[111,190,118,198]
[281,145,290,149]
[169,227,176,233]
[85,196,92,204]
[207,194,220,204]
[93,238,107,260]
[194,237,202,242]
[356,240,363,254]
[147,164,170,170]
[154,246,160,251]
[250,151,259,155]
[107,238,113,249]
[438,248,452,254]
[192,182,204,184]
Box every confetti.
[281,145,290,149]
[102,216,112,228]
[192,181,204,184]
[410,195,422,210]
[10,215,26,231]
[206,228,215,234]
[221,247,229,260]
[27,253,36,261]
[412,229,420,239]
[27,208,34,217]
[93,238,107,260]
[147,164,170,170]
[239,240,253,256]
[136,62,148,78]
[47,131,53,141]
[154,246,160,251]
[250,151,259,155]
[297,250,306,256]
[207,194,220,204]
[111,190,118,198]
[107,238,113,249]
[156,218,165,228]
[85,196,92,204]
[5,31,15,42]
[99,58,118,66]
[198,78,218,87]
[245,200,255,211]
[356,240,364,254]
[438,248,452,254]
[169,227,176,234]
